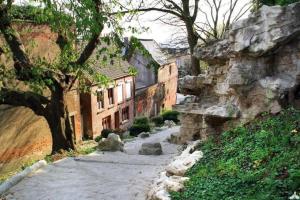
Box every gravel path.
[4,127,181,200]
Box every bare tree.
[114,0,251,75]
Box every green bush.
[151,116,164,127]
[171,108,300,200]
[129,124,151,137]
[94,136,102,142]
[101,129,113,138]
[259,0,299,6]
[134,117,149,125]
[161,110,180,123]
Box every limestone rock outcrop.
[175,2,300,143]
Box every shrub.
[101,129,113,138]
[134,117,149,125]
[161,110,180,123]
[94,136,102,142]
[151,116,164,127]
[259,0,299,6]
[129,124,151,137]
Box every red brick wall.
[135,62,178,117]
[158,62,178,110]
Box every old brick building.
[129,39,178,117]
[80,64,135,139]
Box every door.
[115,111,120,129]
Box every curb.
[0,160,47,195]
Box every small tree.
[0,0,130,153]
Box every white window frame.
[117,83,124,103]
[125,80,132,99]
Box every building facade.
[80,67,135,139]
[129,39,178,117]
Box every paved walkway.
[4,127,180,200]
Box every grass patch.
[171,108,300,200]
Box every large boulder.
[139,143,162,155]
[98,133,124,152]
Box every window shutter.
[126,82,131,99]
[117,84,123,103]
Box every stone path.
[4,127,180,200]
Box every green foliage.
[134,117,149,125]
[171,108,300,200]
[77,146,97,155]
[126,37,160,75]
[101,129,114,138]
[252,0,299,11]
[94,136,102,142]
[258,0,299,5]
[151,116,164,127]
[128,66,138,76]
[161,110,180,123]
[129,117,151,136]
[129,124,151,137]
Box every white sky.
[16,0,251,44]
[125,0,251,44]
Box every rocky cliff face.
[174,2,300,143]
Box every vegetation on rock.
[171,108,300,200]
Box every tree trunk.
[45,86,76,153]
[190,55,201,75]
[185,20,201,76]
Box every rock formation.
[175,3,300,143]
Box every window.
[117,83,123,103]
[96,90,104,109]
[122,106,130,121]
[125,81,132,99]
[102,115,111,129]
[169,65,172,75]
[108,88,114,105]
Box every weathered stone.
[174,3,300,143]
[139,143,163,155]
[139,132,150,138]
[98,133,124,152]
[147,141,202,200]
[164,120,176,128]
[166,141,203,176]
[147,172,189,200]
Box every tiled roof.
[82,42,132,81]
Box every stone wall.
[0,105,52,179]
[174,3,300,143]
[135,62,178,118]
